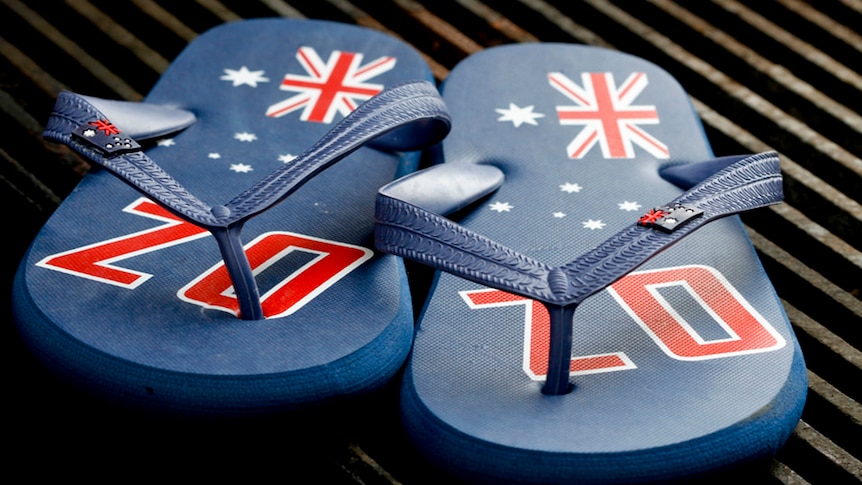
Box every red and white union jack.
[549,72,670,159]
[266,46,396,123]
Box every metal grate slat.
[3,0,143,99]
[129,0,200,42]
[65,0,171,74]
[652,0,862,137]
[324,0,450,80]
[2,1,860,483]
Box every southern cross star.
[560,182,582,193]
[618,201,642,211]
[496,103,545,127]
[234,132,257,142]
[220,66,270,87]
[229,163,253,173]
[489,201,514,212]
[582,219,606,230]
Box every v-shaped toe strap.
[375,151,783,394]
[44,81,451,320]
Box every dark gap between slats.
[801,390,862,465]
[88,0,190,63]
[776,432,861,485]
[24,2,161,95]
[349,0,475,68]
[761,253,862,376]
[742,0,862,77]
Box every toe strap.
[375,152,783,393]
[44,82,451,229]
[44,81,451,320]
[557,151,783,305]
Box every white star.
[560,182,582,193]
[489,201,513,212]
[582,219,606,230]
[157,138,175,147]
[234,132,257,142]
[618,201,642,211]
[496,103,545,127]
[279,154,297,163]
[220,66,269,87]
[208,153,221,159]
[229,163,253,173]
[553,212,566,218]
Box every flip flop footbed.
[14,19,433,414]
[403,44,805,483]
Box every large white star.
[560,182,582,193]
[489,201,514,212]
[618,201,642,211]
[220,66,269,87]
[582,219,606,230]
[229,163,253,173]
[496,103,545,127]
[234,132,257,142]
[157,138,175,147]
[279,154,297,163]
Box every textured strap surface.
[44,82,451,319]
[377,152,781,305]
[376,152,783,393]
[555,151,783,305]
[45,91,218,226]
[45,82,451,229]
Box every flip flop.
[12,19,449,416]
[375,44,807,484]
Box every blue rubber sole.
[401,43,806,483]
[13,19,434,415]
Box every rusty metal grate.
[2,0,860,482]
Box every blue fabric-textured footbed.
[401,44,806,483]
[13,19,433,415]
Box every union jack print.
[549,72,669,159]
[266,46,396,123]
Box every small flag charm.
[638,203,703,233]
[73,119,141,156]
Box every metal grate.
[2,0,860,482]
